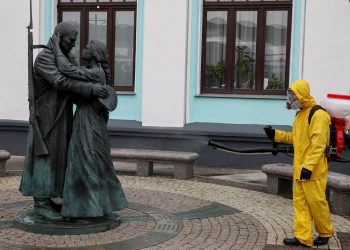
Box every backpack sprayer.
[208,94,350,163]
[321,94,350,161]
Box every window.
[202,0,292,95]
[58,0,137,91]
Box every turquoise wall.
[110,0,143,121]
[44,0,52,43]
[187,0,303,125]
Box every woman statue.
[51,34,128,218]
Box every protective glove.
[264,126,275,141]
[300,168,312,180]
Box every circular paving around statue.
[0,179,267,249]
[1,176,348,249]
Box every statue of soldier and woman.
[20,21,128,222]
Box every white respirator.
[287,90,302,110]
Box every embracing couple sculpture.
[20,21,128,222]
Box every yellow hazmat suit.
[274,80,334,246]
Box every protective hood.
[290,80,316,109]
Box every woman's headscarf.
[87,40,112,86]
[87,40,108,64]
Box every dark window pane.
[264,10,288,90]
[205,11,227,89]
[114,11,135,87]
[62,11,81,60]
[201,1,291,95]
[58,1,137,91]
[88,11,107,45]
[234,11,257,89]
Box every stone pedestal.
[174,163,193,180]
[331,190,350,216]
[14,209,121,235]
[137,160,153,176]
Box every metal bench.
[111,148,199,180]
[262,163,350,216]
[0,150,11,175]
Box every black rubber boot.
[313,236,330,246]
[283,237,309,247]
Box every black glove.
[300,168,312,180]
[264,126,275,141]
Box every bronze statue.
[20,21,110,222]
[50,35,128,218]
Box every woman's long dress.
[61,66,128,218]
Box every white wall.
[0,0,42,121]
[303,0,350,102]
[141,0,189,127]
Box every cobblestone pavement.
[1,175,350,249]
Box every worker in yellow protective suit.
[264,80,334,247]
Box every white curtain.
[264,11,288,89]
[205,11,227,88]
[115,11,135,86]
[235,11,257,89]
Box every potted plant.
[205,61,225,88]
[235,45,254,88]
[266,74,282,90]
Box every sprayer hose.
[208,140,294,154]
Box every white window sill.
[195,93,286,100]
[117,91,136,95]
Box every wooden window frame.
[201,1,292,95]
[58,1,137,92]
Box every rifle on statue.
[27,0,48,156]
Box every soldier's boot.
[49,198,63,212]
[34,197,65,222]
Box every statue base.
[14,209,121,235]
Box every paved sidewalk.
[1,159,350,249]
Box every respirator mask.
[287,89,302,110]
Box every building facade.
[0,0,349,170]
